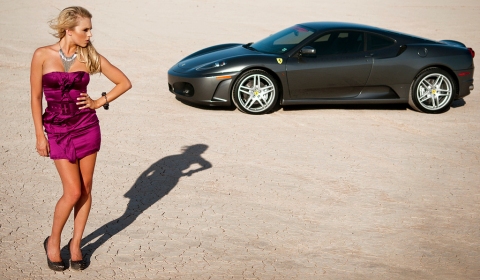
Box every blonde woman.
[30,6,131,271]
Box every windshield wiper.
[243,42,257,51]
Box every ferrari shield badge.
[276,58,283,64]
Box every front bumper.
[167,68,235,106]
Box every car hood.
[174,44,253,73]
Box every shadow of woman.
[67,144,212,266]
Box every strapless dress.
[42,71,101,163]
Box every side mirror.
[300,46,316,57]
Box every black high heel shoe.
[68,239,87,270]
[43,236,65,271]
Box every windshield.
[249,25,315,54]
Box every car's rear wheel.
[408,67,455,114]
[232,69,278,114]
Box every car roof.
[300,22,389,33]
[299,22,435,44]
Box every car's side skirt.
[281,98,407,105]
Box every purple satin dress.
[42,71,101,163]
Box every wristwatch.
[101,92,109,110]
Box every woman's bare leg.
[47,159,82,262]
[70,153,97,261]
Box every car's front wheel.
[408,67,455,114]
[232,69,278,114]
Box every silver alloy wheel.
[415,73,453,110]
[236,74,276,113]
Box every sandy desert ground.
[1,0,479,279]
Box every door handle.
[365,53,374,58]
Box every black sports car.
[168,22,475,114]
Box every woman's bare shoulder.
[33,44,59,58]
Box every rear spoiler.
[439,40,466,47]
[440,40,475,57]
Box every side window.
[367,33,395,50]
[311,33,332,55]
[315,34,331,42]
[313,31,364,55]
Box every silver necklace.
[59,48,77,72]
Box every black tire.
[408,67,455,114]
[232,69,279,115]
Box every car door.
[361,32,402,89]
[286,31,372,99]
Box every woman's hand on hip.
[77,92,100,110]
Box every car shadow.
[451,98,466,108]
[62,144,212,269]
[176,97,236,112]
[176,97,467,114]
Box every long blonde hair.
[49,6,101,74]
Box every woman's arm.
[79,54,132,110]
[183,158,212,177]
[30,48,50,157]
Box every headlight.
[196,61,227,71]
